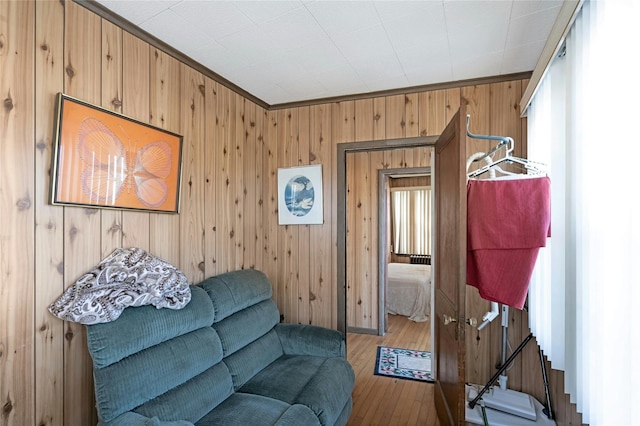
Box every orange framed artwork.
[50,93,183,213]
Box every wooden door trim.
[336,136,438,335]
[377,166,431,336]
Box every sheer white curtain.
[527,1,640,423]
[391,188,432,255]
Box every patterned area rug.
[374,346,434,382]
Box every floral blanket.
[49,247,191,325]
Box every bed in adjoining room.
[386,262,431,322]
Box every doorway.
[335,136,437,337]
[378,167,432,336]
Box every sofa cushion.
[223,329,284,390]
[238,355,355,426]
[87,285,214,368]
[195,393,320,426]
[213,299,280,356]
[334,400,353,426]
[134,362,234,423]
[199,269,272,322]
[275,323,346,358]
[94,327,223,423]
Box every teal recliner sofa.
[85,269,355,426]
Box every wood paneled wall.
[0,1,580,425]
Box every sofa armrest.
[99,412,195,426]
[275,323,346,357]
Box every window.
[391,187,431,255]
[526,1,640,422]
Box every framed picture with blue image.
[277,164,323,225]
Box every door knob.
[443,315,457,325]
[443,315,477,327]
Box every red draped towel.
[466,176,551,309]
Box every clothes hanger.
[467,154,546,179]
[467,147,546,179]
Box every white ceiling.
[93,0,563,106]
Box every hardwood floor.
[346,315,441,426]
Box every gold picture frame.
[50,93,183,213]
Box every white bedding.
[386,263,431,322]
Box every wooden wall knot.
[3,96,13,112]
[16,196,31,211]
[108,222,121,235]
[198,84,205,96]
[111,97,122,108]
[65,65,75,79]
[3,397,13,416]
[198,261,205,272]
[40,43,48,51]
[309,152,316,162]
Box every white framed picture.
[277,164,323,225]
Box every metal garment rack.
[467,330,554,421]
[465,115,554,421]
[465,114,513,163]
